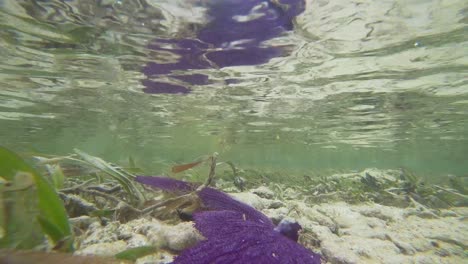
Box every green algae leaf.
[0,147,43,249]
[37,216,66,245]
[0,146,73,251]
[35,181,73,250]
[0,148,37,179]
[115,246,157,261]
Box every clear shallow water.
[0,0,467,181]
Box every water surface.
[0,0,467,181]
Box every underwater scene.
[0,0,467,263]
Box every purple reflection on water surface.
[142,0,305,94]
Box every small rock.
[76,240,127,257]
[359,207,395,223]
[251,186,275,199]
[162,222,202,251]
[230,192,265,210]
[320,240,360,264]
[404,208,439,219]
[267,200,284,209]
[293,202,339,233]
[414,255,444,264]
[117,224,134,240]
[439,210,458,217]
[385,234,417,255]
[137,220,165,248]
[264,207,289,223]
[81,222,119,246]
[136,252,174,264]
[127,234,150,248]
[435,248,451,257]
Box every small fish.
[171,160,204,173]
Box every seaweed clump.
[298,168,467,211]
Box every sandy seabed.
[74,169,467,264]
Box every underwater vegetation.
[142,0,305,94]
[0,146,73,252]
[283,168,468,212]
[1,146,321,262]
[1,146,466,263]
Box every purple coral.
[135,176,321,263]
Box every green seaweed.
[37,216,67,246]
[73,149,145,206]
[0,146,73,251]
[115,246,157,261]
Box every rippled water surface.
[0,0,467,181]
